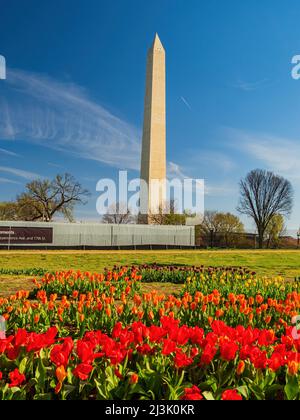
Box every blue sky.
[0,0,300,232]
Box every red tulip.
[220,341,239,362]
[200,344,217,366]
[9,368,26,388]
[162,339,177,356]
[222,389,243,401]
[174,349,193,368]
[73,363,93,381]
[181,386,203,401]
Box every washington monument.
[140,34,167,223]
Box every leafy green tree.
[265,214,286,248]
[199,211,244,247]
[214,212,245,247]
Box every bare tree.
[147,200,187,225]
[0,202,19,221]
[237,169,293,248]
[16,173,90,222]
[200,211,222,235]
[102,202,136,224]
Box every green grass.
[0,249,300,274]
[0,275,33,295]
[0,249,300,295]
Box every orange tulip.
[148,311,154,321]
[237,361,245,375]
[288,361,299,376]
[190,302,197,311]
[55,365,67,393]
[265,316,272,325]
[215,309,224,318]
[256,295,264,305]
[159,308,165,317]
[72,291,79,299]
[129,373,139,384]
[117,305,124,315]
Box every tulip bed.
[1,265,300,400]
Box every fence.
[0,221,195,249]
[195,228,298,249]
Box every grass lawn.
[0,249,300,296]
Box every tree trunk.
[258,228,264,249]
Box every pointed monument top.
[151,33,165,52]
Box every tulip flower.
[9,368,26,388]
[222,390,243,401]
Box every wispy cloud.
[0,148,20,157]
[167,161,236,197]
[0,166,40,180]
[168,161,189,179]
[200,151,236,172]
[0,177,22,185]
[168,149,236,179]
[0,69,141,170]
[180,96,192,110]
[229,128,300,181]
[80,176,99,183]
[205,183,237,197]
[47,162,63,168]
[232,78,269,92]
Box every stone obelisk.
[140,34,166,223]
